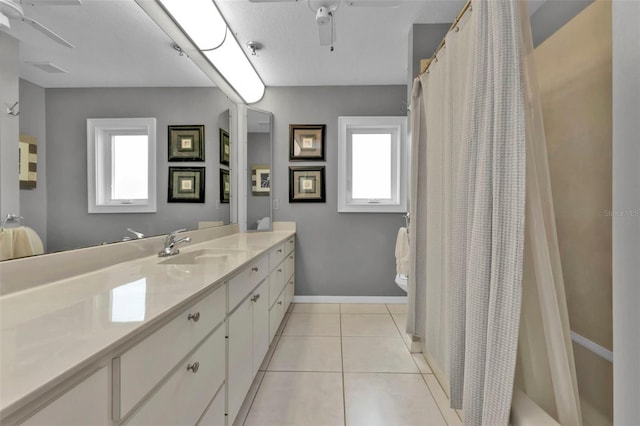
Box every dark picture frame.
[289,124,325,161]
[289,166,326,203]
[168,125,205,161]
[168,167,205,203]
[220,168,230,203]
[219,128,230,166]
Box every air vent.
[25,61,68,74]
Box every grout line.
[339,308,347,426]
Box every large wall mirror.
[0,1,237,259]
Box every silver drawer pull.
[278,269,282,273]
[277,249,282,253]
[252,266,259,272]
[289,256,293,259]
[277,301,283,305]
[251,293,261,302]
[187,362,200,373]
[187,312,200,322]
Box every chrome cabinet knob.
[188,312,200,322]
[251,293,261,302]
[278,269,282,273]
[277,301,283,305]
[289,256,293,259]
[187,362,199,373]
[277,249,282,253]
[252,266,259,272]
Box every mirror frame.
[237,105,273,232]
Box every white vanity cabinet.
[268,238,296,341]
[20,367,109,426]
[227,278,269,423]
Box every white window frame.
[87,117,157,213]
[338,116,407,213]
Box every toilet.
[395,274,408,293]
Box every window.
[338,116,407,213]
[87,118,157,213]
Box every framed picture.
[289,124,325,161]
[168,125,205,161]
[252,165,270,195]
[168,167,205,203]
[289,166,326,203]
[219,128,230,166]
[19,135,37,189]
[220,168,230,203]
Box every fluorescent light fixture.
[157,0,226,50]
[142,0,266,104]
[204,32,265,104]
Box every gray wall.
[612,0,640,422]
[0,34,20,222]
[19,79,47,249]
[530,0,593,47]
[247,132,271,229]
[45,87,233,252]
[254,85,407,297]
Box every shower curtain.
[410,0,581,425]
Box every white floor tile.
[423,374,462,426]
[244,372,345,426]
[344,372,447,426]
[386,303,408,314]
[292,303,340,314]
[282,313,341,336]
[341,313,399,337]
[342,336,419,373]
[340,303,389,314]
[268,336,342,372]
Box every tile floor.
[237,303,462,426]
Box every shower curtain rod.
[420,0,472,75]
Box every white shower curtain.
[410,0,581,425]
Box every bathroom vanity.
[0,225,296,425]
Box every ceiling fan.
[248,0,400,51]
[0,0,81,48]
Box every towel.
[256,216,271,231]
[395,227,410,276]
[0,226,44,260]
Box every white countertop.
[0,230,294,418]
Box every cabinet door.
[252,279,269,376]
[227,297,253,424]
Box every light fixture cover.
[157,0,226,50]
[205,33,265,104]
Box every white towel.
[395,227,410,276]
[0,226,43,260]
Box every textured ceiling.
[3,0,546,88]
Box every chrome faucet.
[122,227,145,241]
[158,229,191,257]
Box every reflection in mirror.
[246,109,273,231]
[216,109,231,226]
[0,1,238,260]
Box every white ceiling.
[3,0,547,89]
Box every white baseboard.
[292,295,408,304]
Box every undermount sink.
[158,248,248,265]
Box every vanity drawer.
[124,326,225,426]
[22,367,109,426]
[228,255,268,310]
[115,285,225,419]
[285,278,295,310]
[269,290,286,342]
[285,237,295,255]
[197,384,225,426]
[269,265,286,307]
[268,243,286,271]
[284,252,295,281]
